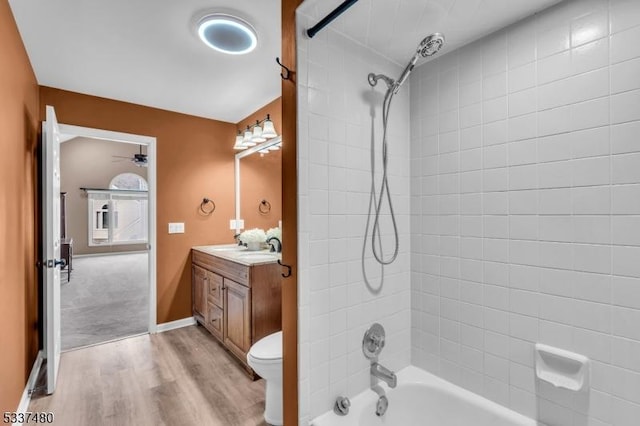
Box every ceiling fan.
[112,145,148,167]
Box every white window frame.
[86,189,149,246]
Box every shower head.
[418,33,445,57]
[368,33,445,93]
[392,33,445,93]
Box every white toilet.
[247,331,283,426]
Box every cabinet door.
[207,271,223,308]
[191,265,207,321]
[206,301,224,341]
[224,279,251,359]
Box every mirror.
[234,136,282,233]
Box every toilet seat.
[248,331,282,361]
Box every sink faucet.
[266,237,281,253]
[371,362,397,388]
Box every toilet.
[247,331,283,426]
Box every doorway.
[55,124,157,352]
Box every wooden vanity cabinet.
[224,279,251,359]
[191,249,281,376]
[191,264,207,321]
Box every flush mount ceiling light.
[197,14,257,55]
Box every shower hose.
[366,84,400,265]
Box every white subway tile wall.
[410,1,640,425]
[296,13,412,424]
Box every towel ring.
[200,198,216,215]
[259,199,271,215]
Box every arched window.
[109,173,148,191]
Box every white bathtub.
[310,366,536,426]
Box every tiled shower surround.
[410,0,640,425]
[299,0,640,425]
[296,12,412,424]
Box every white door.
[43,105,62,394]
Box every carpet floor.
[61,252,149,351]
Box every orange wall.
[236,98,282,231]
[0,2,40,412]
[39,87,239,323]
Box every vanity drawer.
[206,301,223,341]
[207,271,223,308]
[192,250,249,286]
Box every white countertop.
[192,244,281,266]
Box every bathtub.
[310,366,536,426]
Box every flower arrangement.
[266,227,281,241]
[239,228,267,244]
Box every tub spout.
[371,362,397,388]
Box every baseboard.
[15,350,44,417]
[156,317,196,333]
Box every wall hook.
[276,57,291,80]
[278,259,292,278]
[200,197,216,215]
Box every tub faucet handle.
[334,396,351,416]
[363,323,386,360]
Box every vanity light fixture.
[251,120,267,143]
[197,14,257,55]
[234,114,281,150]
[233,131,245,150]
[261,115,278,139]
[243,126,256,147]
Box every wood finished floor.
[28,325,267,426]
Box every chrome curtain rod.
[306,0,359,39]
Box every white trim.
[58,124,155,145]
[84,189,148,195]
[234,136,282,233]
[156,317,196,333]
[235,135,282,160]
[74,250,149,258]
[147,133,157,333]
[55,124,157,335]
[15,351,44,416]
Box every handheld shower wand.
[368,33,445,94]
[364,33,445,268]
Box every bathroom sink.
[206,246,246,252]
[236,252,279,262]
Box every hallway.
[61,253,149,350]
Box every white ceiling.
[299,0,565,65]
[9,0,281,123]
[10,0,565,124]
